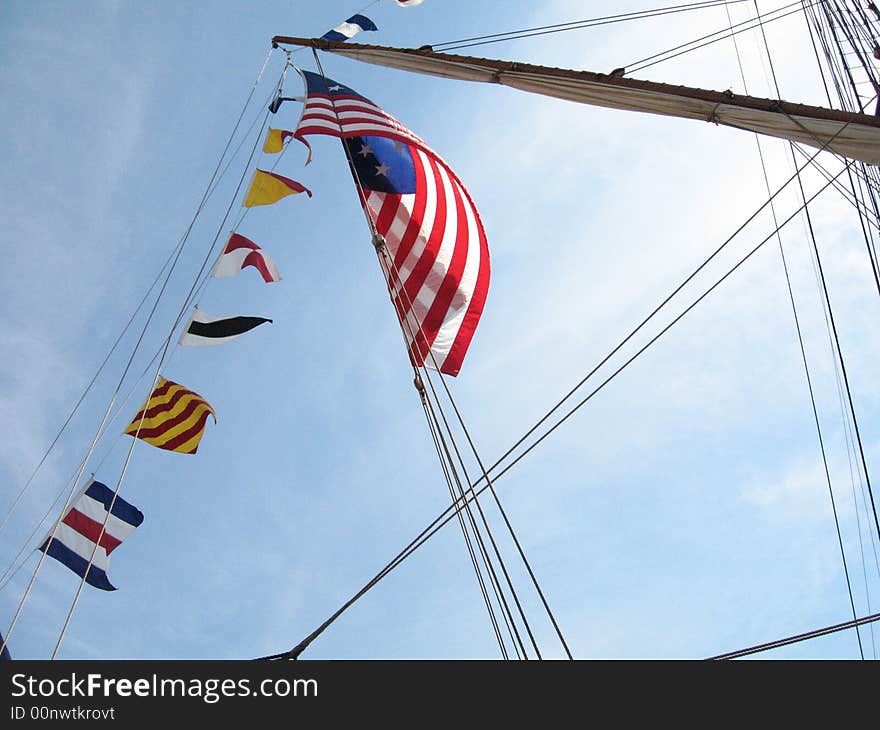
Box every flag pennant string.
[9,2,448,643]
[39,479,144,591]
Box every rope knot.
[707,100,724,124]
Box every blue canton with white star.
[301,70,365,99]
[345,135,416,194]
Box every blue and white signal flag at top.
[321,14,378,42]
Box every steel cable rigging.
[260,128,858,660]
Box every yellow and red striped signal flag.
[124,377,216,455]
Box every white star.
[328,84,342,92]
[358,143,373,157]
[375,163,391,177]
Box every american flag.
[293,69,490,376]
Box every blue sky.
[1,0,879,659]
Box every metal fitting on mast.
[413,373,426,396]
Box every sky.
[1,0,879,660]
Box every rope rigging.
[796,0,880,654]
[421,386,526,659]
[709,609,880,658]
[0,345,163,595]
[7,2,880,662]
[417,361,539,659]
[372,220,569,658]
[801,0,880,548]
[420,390,516,659]
[736,0,866,658]
[790,142,880,227]
[261,124,858,661]
[805,1,880,295]
[256,42,878,657]
[625,0,820,73]
[430,0,752,53]
[307,47,558,659]
[795,2,880,638]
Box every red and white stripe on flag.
[362,146,489,376]
[212,233,281,283]
[293,70,489,376]
[39,479,143,591]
